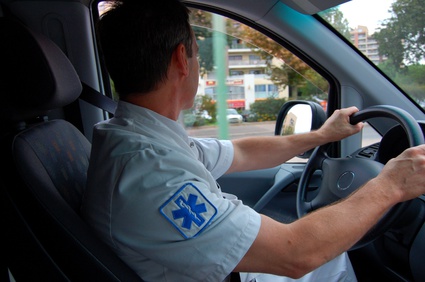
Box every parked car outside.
[241,109,257,122]
[198,110,212,121]
[226,108,243,123]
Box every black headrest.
[0,17,82,122]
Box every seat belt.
[79,82,117,115]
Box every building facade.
[198,45,289,110]
[350,25,386,65]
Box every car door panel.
[218,163,322,223]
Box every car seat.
[0,17,142,281]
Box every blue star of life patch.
[160,183,217,239]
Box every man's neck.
[123,89,182,121]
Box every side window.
[96,3,379,160]
[362,123,381,147]
[185,9,330,147]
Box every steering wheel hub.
[337,171,355,190]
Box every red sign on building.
[227,99,245,108]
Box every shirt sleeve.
[191,138,234,179]
[109,148,260,282]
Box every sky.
[338,0,395,34]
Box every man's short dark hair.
[98,0,193,99]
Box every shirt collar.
[114,100,190,143]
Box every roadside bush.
[183,113,208,127]
[250,98,287,121]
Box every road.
[186,121,381,145]
[187,121,276,139]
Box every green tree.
[282,126,295,136]
[378,62,425,102]
[189,9,215,76]
[199,95,217,121]
[298,69,329,100]
[250,98,287,121]
[407,64,425,84]
[190,9,244,77]
[235,25,318,98]
[374,0,425,70]
[396,64,425,102]
[183,94,217,127]
[318,7,351,40]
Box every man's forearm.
[287,178,396,268]
[228,130,327,173]
[236,178,397,278]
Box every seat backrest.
[0,17,142,281]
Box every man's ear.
[174,43,189,76]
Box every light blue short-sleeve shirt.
[81,101,261,282]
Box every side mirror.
[275,101,327,158]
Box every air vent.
[357,143,379,159]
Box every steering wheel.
[296,105,424,250]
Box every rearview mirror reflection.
[281,104,312,136]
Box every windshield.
[318,0,425,107]
[227,109,238,115]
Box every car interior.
[1,0,424,281]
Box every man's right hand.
[374,144,425,204]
